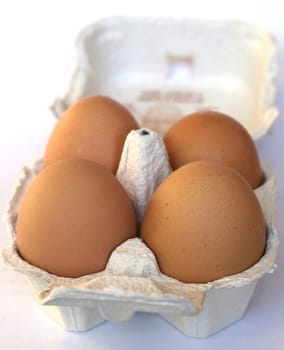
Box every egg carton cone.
[1,18,279,338]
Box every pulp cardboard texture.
[1,18,279,338]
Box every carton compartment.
[2,130,279,337]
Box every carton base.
[161,280,258,337]
[40,305,106,331]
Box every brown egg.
[164,111,262,189]
[141,161,266,283]
[44,96,139,174]
[16,159,137,278]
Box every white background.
[0,1,283,349]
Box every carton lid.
[52,17,278,139]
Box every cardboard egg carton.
[1,17,279,338]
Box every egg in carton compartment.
[1,17,280,338]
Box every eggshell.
[16,158,137,278]
[163,111,262,189]
[141,161,266,283]
[44,96,139,174]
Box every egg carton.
[1,17,279,338]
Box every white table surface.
[0,1,283,349]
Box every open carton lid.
[52,17,278,139]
